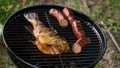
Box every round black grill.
[3,5,106,68]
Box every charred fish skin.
[24,13,69,55]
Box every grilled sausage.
[72,37,91,54]
[62,7,75,24]
[71,20,85,38]
[71,21,91,54]
[49,8,68,27]
[82,37,91,46]
[62,8,84,38]
[62,7,91,54]
[72,38,82,54]
[49,7,91,54]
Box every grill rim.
[2,5,107,68]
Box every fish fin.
[25,26,33,34]
[29,40,36,45]
[24,13,39,23]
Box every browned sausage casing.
[72,38,82,54]
[62,8,85,38]
[49,8,68,27]
[62,7,75,24]
[62,7,91,54]
[71,20,85,38]
[72,37,91,54]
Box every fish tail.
[24,13,42,27]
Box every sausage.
[71,20,84,38]
[62,7,75,24]
[62,7,91,54]
[72,37,91,54]
[82,37,91,45]
[62,8,84,38]
[71,20,91,54]
[72,42,82,54]
[49,8,68,27]
[72,38,83,54]
[49,7,91,54]
[62,7,91,53]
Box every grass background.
[0,0,120,68]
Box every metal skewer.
[44,12,57,33]
[59,55,64,68]
[45,12,64,68]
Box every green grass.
[111,50,117,59]
[0,0,34,24]
[0,54,16,68]
[95,64,103,68]
[0,0,19,24]
[70,0,81,11]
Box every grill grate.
[3,5,106,68]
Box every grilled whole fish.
[24,13,69,55]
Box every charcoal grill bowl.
[2,5,106,68]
